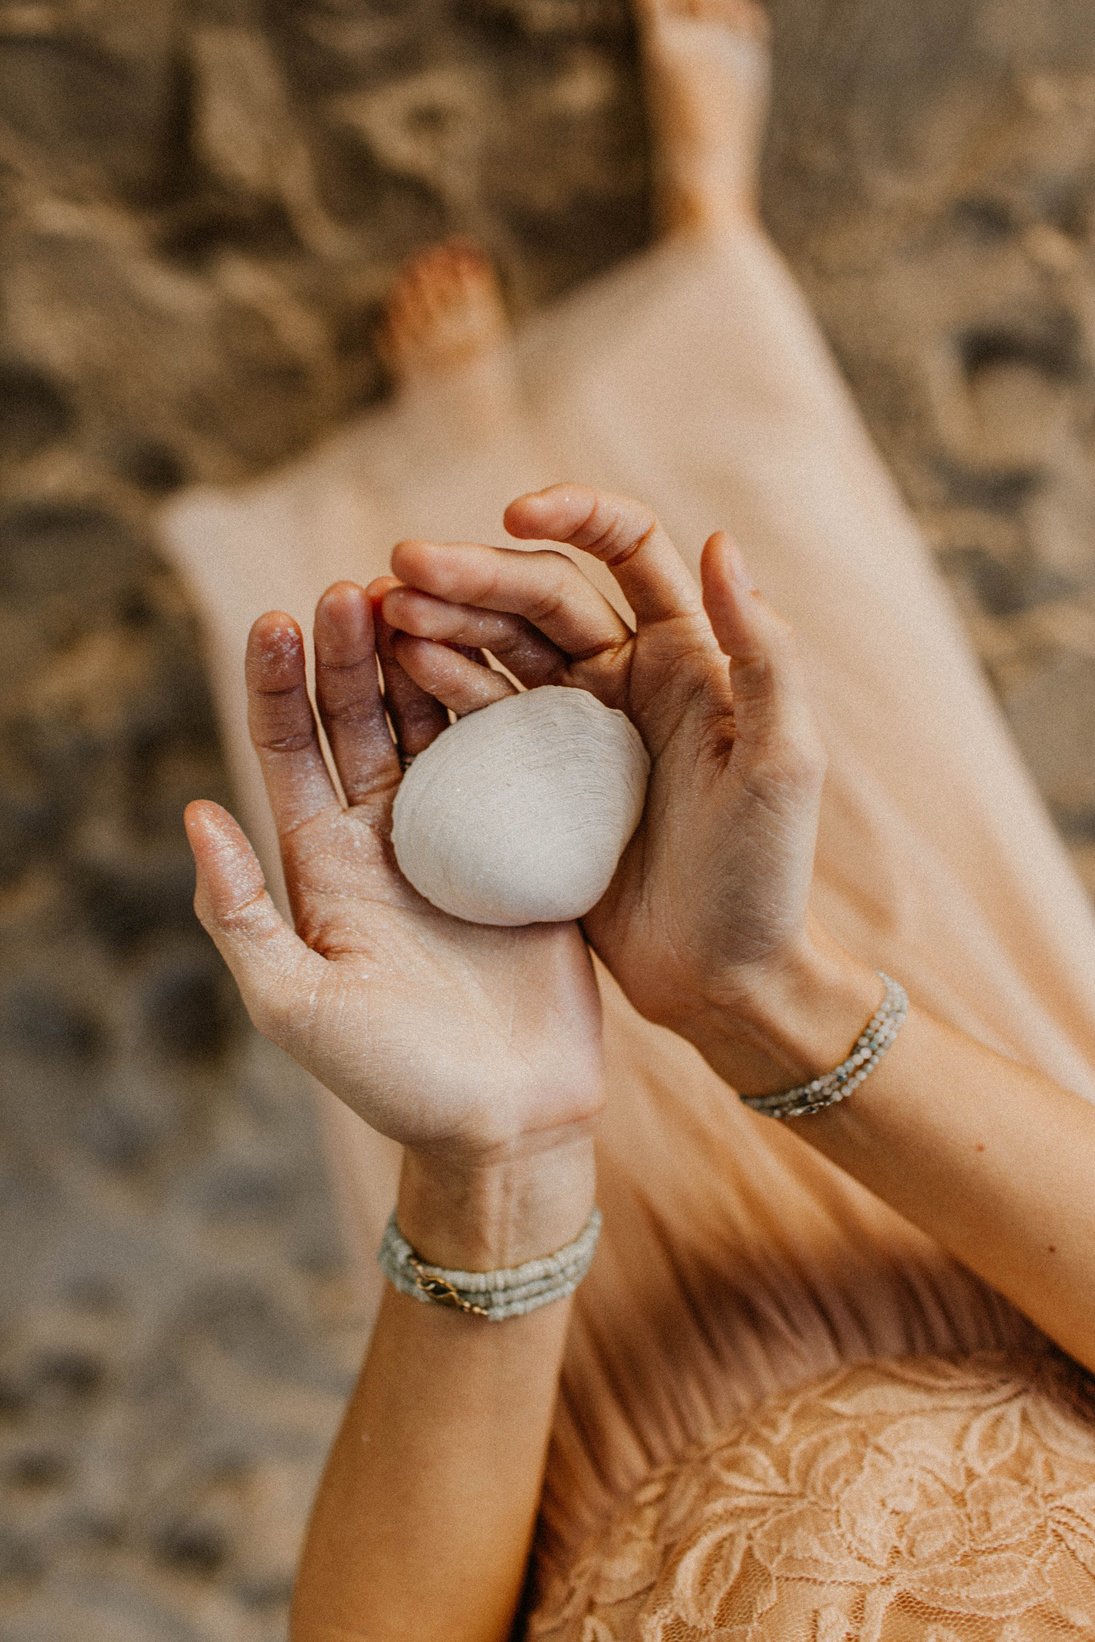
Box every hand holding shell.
[183,582,605,1162]
[382,483,831,1035]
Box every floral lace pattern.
[527,1350,1095,1641]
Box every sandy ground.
[3,2,1095,1637]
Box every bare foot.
[378,239,513,387]
[376,238,521,443]
[636,0,771,236]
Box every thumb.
[184,799,324,1047]
[699,531,825,772]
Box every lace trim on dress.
[527,1348,1095,1641]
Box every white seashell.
[390,685,650,926]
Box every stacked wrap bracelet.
[377,1206,602,1320]
[738,970,909,1119]
[377,973,906,1313]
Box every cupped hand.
[379,485,830,1036]
[184,582,604,1162]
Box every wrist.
[682,922,884,1099]
[397,1126,598,1271]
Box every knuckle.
[245,984,290,1044]
[745,733,826,797]
[494,551,572,626]
[259,729,315,754]
[217,905,261,945]
[473,555,512,611]
[526,562,572,625]
[250,695,314,752]
[577,495,613,553]
[729,617,812,701]
[484,608,525,644]
[217,884,272,937]
[728,648,773,693]
[604,515,657,568]
[779,733,828,788]
[578,495,656,563]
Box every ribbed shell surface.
[390,685,651,926]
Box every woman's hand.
[379,484,831,1041]
[184,580,604,1165]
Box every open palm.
[185,581,604,1159]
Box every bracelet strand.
[738,970,908,1119]
[377,1206,602,1320]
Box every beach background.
[3,2,1095,1637]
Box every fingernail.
[726,536,757,592]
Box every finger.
[246,611,340,837]
[700,531,827,773]
[381,582,568,689]
[390,631,516,716]
[185,800,327,1046]
[389,537,631,662]
[503,484,705,628]
[314,581,401,804]
[370,576,451,761]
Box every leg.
[635,0,771,234]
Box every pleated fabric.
[162,225,1095,1625]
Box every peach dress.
[162,226,1095,1639]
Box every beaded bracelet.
[377,1206,602,1320]
[738,970,908,1119]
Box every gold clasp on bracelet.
[409,1260,490,1317]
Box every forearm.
[687,923,1095,1375]
[291,1134,596,1642]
